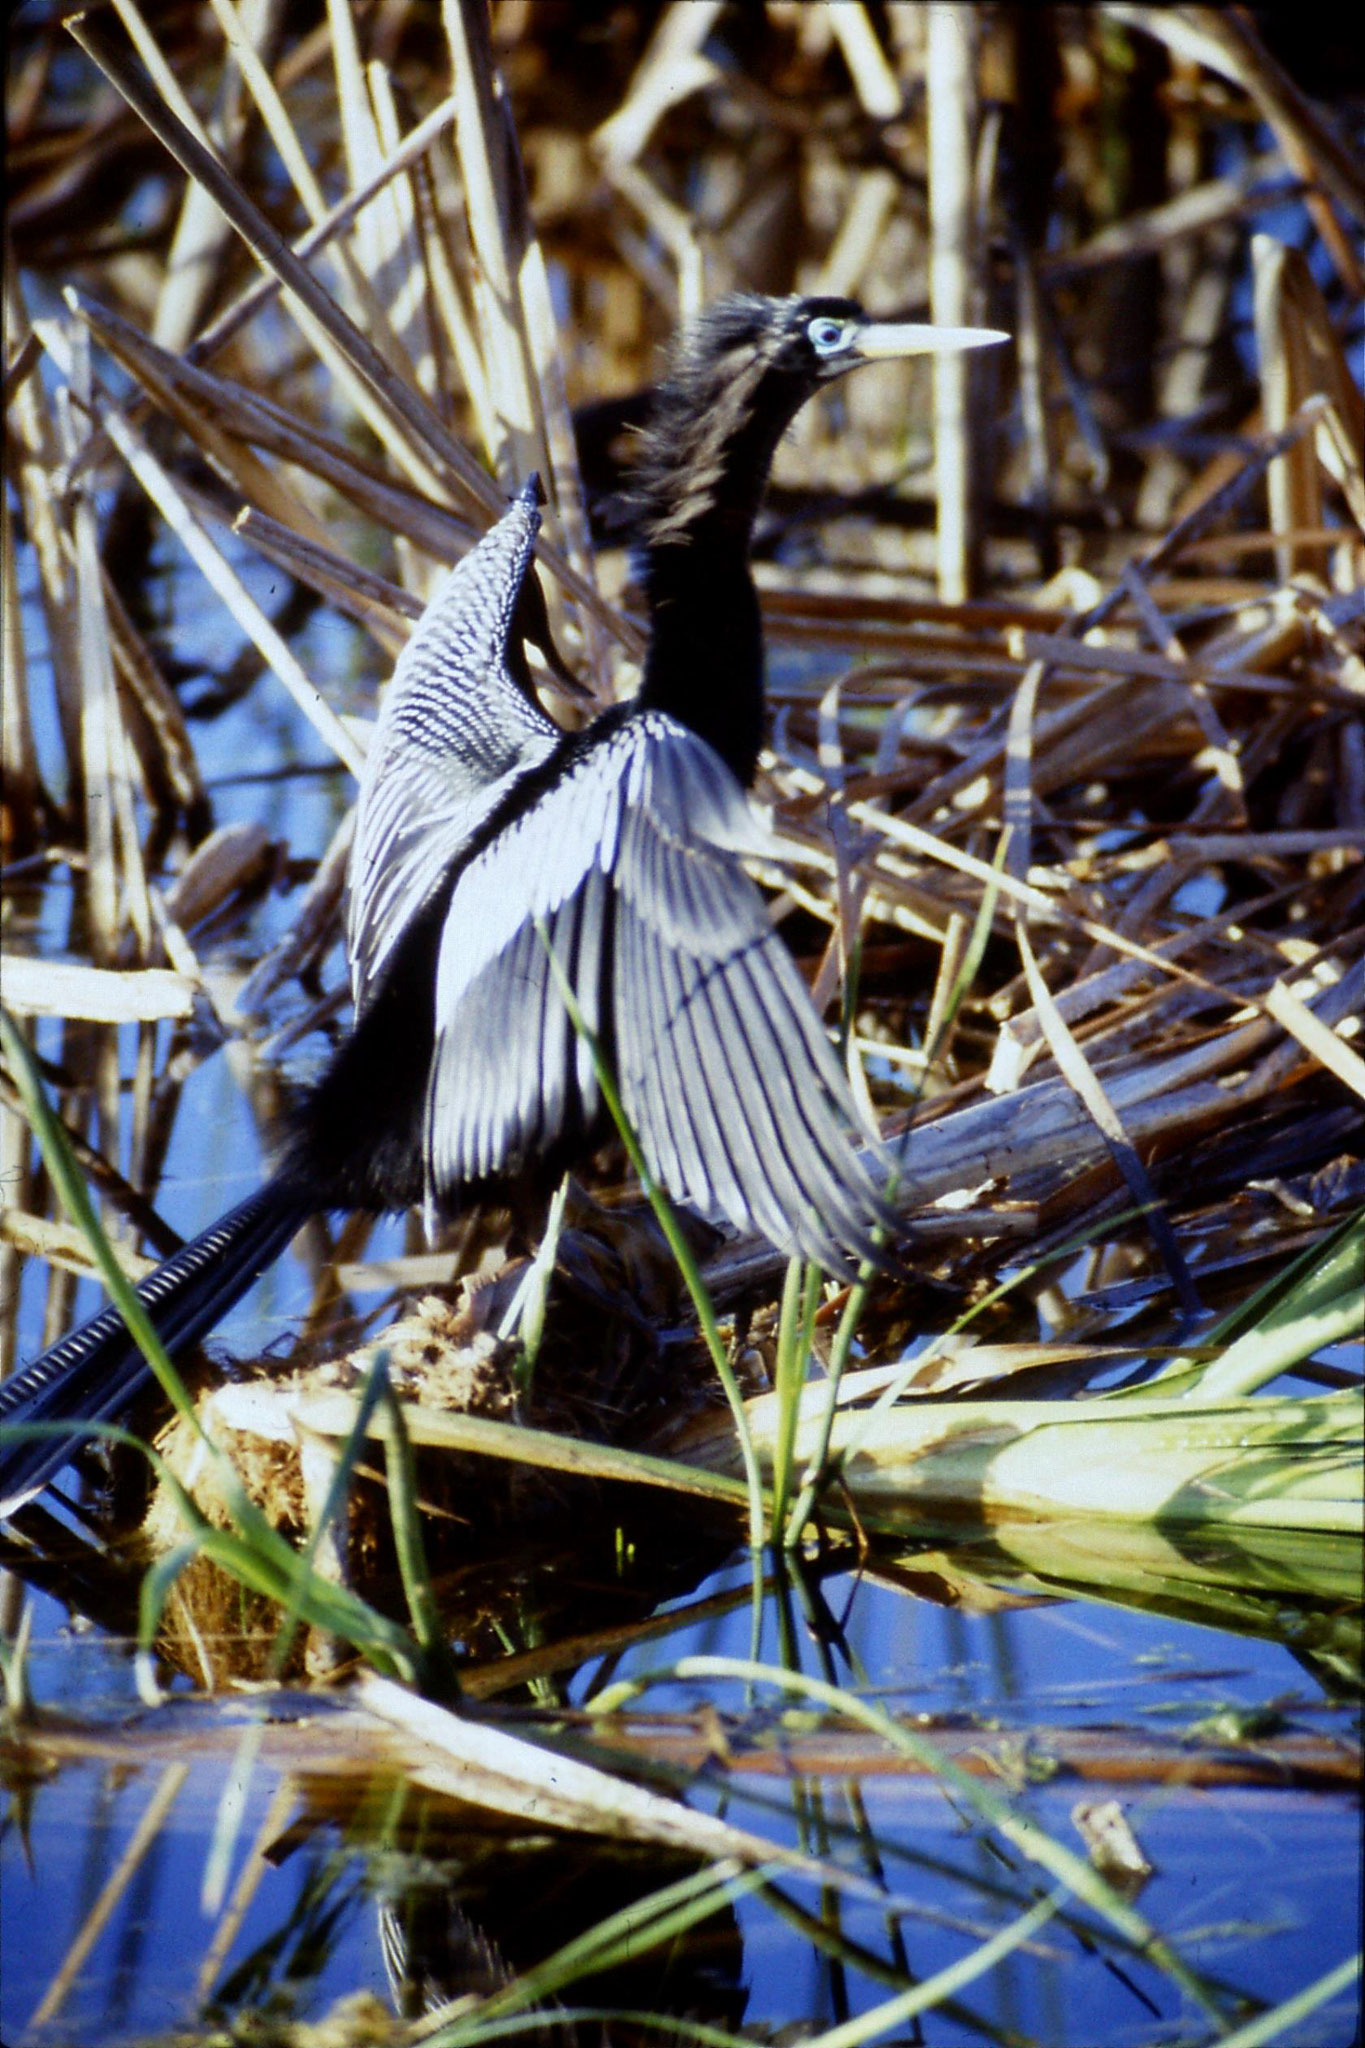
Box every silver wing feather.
[423,708,887,1269]
[348,480,559,1010]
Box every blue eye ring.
[807,316,852,356]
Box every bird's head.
[666,290,1005,405]
[769,293,1007,386]
[635,293,1006,547]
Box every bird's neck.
[631,363,804,785]
[636,535,765,786]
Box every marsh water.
[3,507,1362,2048]
[2,1527,1360,2046]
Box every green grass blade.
[770,1256,819,1533]
[136,1540,202,1704]
[1212,1950,1362,2048]
[593,1652,1228,2024]
[379,1366,459,1696]
[2,1006,433,1679]
[1172,1207,1365,1400]
[426,1861,769,2043]
[533,920,767,1547]
[1,1006,200,1434]
[804,1887,1066,2047]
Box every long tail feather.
[0,1180,312,1514]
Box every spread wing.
[348,481,559,1009]
[424,707,887,1270]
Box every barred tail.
[0,1179,312,1514]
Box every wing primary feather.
[746,937,889,1220]
[506,919,539,1154]
[702,941,832,1254]
[537,897,574,1149]
[617,824,749,1227]
[728,942,883,1264]
[510,918,548,1160]
[636,908,716,1208]
[672,937,799,1254]
[625,837,738,1217]
[569,860,609,1118]
[616,816,680,1178]
[740,929,892,1245]
[617,790,852,1255]
[417,701,885,1266]
[660,835,815,1241]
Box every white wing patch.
[423,710,885,1268]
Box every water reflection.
[2,1515,1359,2047]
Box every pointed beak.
[852,321,1009,360]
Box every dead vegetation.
[1,4,1362,1566]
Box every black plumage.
[0,293,1004,1513]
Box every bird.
[0,293,1004,1513]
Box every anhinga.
[0,294,1003,1512]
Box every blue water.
[2,1538,1359,2046]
